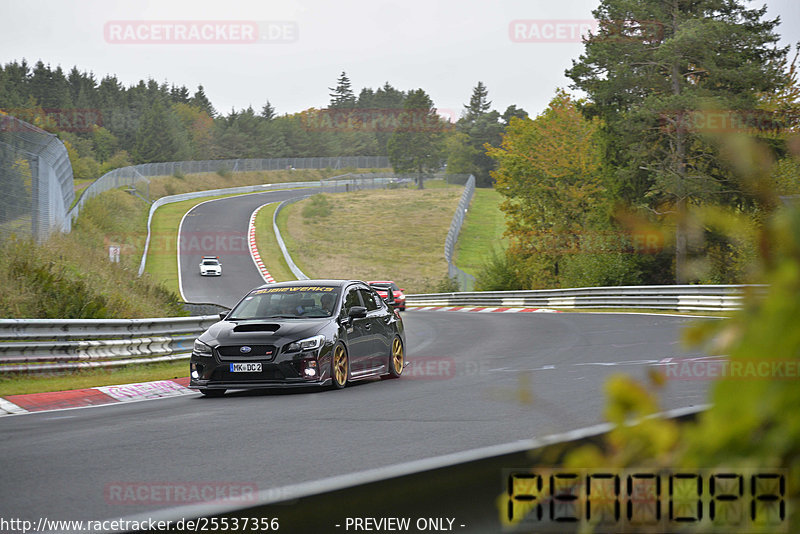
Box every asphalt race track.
[0,191,715,526]
[178,187,319,308]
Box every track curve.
[178,187,319,307]
[0,311,711,523]
[0,190,714,524]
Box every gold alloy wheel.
[333,344,348,387]
[391,337,404,375]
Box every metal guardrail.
[122,405,706,533]
[0,315,220,374]
[273,197,310,280]
[405,284,765,312]
[444,175,476,291]
[1,285,757,374]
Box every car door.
[357,286,393,368]
[341,286,370,372]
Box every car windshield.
[202,260,218,265]
[228,286,340,319]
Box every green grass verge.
[280,188,462,292]
[276,201,313,277]
[454,188,508,277]
[0,360,189,396]
[254,203,296,282]
[145,194,244,295]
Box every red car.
[368,281,406,311]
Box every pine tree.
[328,71,356,109]
[133,99,177,163]
[170,85,190,104]
[566,0,788,282]
[260,100,276,120]
[501,105,528,126]
[189,85,216,117]
[387,89,446,189]
[462,81,491,122]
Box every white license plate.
[230,363,262,373]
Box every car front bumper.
[189,348,330,389]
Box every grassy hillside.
[278,182,463,292]
[454,187,508,277]
[1,168,364,318]
[0,189,185,318]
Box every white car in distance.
[199,256,222,276]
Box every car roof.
[253,279,364,290]
[367,280,394,285]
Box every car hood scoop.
[233,323,281,333]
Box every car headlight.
[285,334,325,353]
[193,339,213,357]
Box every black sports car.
[189,280,406,396]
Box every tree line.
[0,62,523,185]
[483,0,799,288]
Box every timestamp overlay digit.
[506,473,543,522]
[586,473,619,526]
[627,472,661,526]
[670,473,703,523]
[751,473,786,527]
[709,473,744,525]
[550,473,580,523]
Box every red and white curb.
[248,203,276,284]
[0,377,197,416]
[406,306,561,313]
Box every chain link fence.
[0,115,74,243]
[68,156,390,221]
[445,175,476,291]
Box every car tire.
[387,336,404,378]
[199,388,225,397]
[331,342,349,389]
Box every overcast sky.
[1,0,798,119]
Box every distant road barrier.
[444,175,476,291]
[273,197,310,280]
[406,284,765,312]
[121,405,707,533]
[68,156,391,223]
[0,314,221,374]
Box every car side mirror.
[219,312,228,320]
[348,306,367,319]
